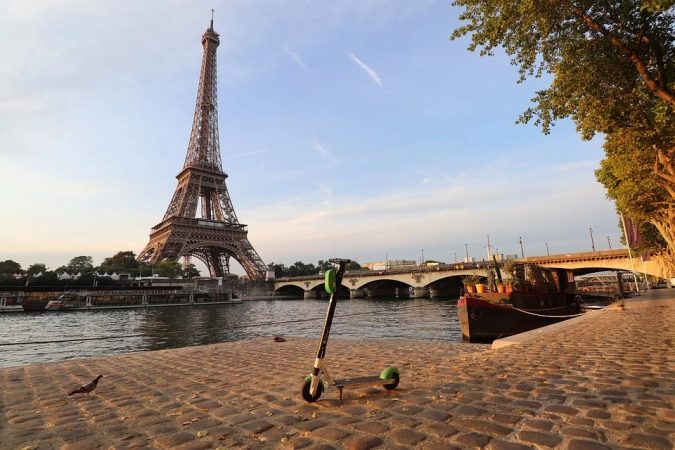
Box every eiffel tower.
[138,17,267,280]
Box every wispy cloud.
[283,44,309,70]
[312,136,339,166]
[243,167,617,265]
[346,51,383,88]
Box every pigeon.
[68,375,103,396]
[273,335,285,342]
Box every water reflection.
[0,298,462,368]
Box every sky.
[0,0,621,274]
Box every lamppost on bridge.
[465,243,469,262]
[546,242,550,256]
[519,236,524,258]
[589,227,596,252]
[607,236,612,250]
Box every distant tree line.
[0,251,201,288]
[267,260,363,278]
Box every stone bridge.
[275,265,489,299]
[273,249,669,299]
[521,249,669,278]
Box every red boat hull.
[457,293,580,342]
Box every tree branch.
[566,1,675,106]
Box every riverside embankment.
[0,290,673,449]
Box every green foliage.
[346,261,362,271]
[463,274,482,286]
[99,251,140,274]
[285,261,319,277]
[183,263,201,278]
[268,260,362,277]
[452,0,675,261]
[0,260,22,275]
[155,259,182,278]
[27,264,48,275]
[642,0,675,11]
[66,256,94,274]
[596,128,669,220]
[317,260,333,272]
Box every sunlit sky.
[1,0,620,273]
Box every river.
[0,298,464,368]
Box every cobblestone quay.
[1,290,673,449]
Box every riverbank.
[1,290,672,449]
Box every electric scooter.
[301,258,400,402]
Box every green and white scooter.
[301,258,400,402]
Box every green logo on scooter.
[324,269,337,294]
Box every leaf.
[197,430,208,438]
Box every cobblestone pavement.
[1,291,673,449]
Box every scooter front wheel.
[301,377,324,402]
[380,367,400,390]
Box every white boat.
[45,295,81,311]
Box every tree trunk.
[650,207,675,276]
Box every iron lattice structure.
[138,20,267,280]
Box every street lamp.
[546,242,550,256]
[589,227,596,251]
[465,243,469,262]
[519,236,524,258]
[607,236,612,250]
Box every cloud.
[242,164,618,266]
[312,136,339,166]
[317,183,334,207]
[346,51,383,87]
[283,44,309,70]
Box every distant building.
[364,259,417,271]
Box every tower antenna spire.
[210,9,214,29]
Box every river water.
[0,298,464,368]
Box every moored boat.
[45,294,82,311]
[457,264,582,342]
[22,298,49,312]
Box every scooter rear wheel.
[301,377,324,402]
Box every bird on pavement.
[273,335,286,342]
[68,375,103,396]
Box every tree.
[317,260,333,272]
[347,261,363,271]
[155,260,182,278]
[285,261,319,277]
[267,262,286,278]
[451,1,675,263]
[183,263,201,278]
[0,260,22,275]
[99,251,140,274]
[596,125,675,269]
[27,264,48,275]
[66,256,94,274]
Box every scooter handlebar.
[329,258,352,264]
